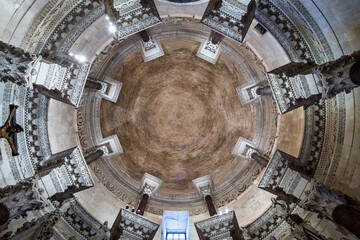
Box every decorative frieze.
[201,0,256,43]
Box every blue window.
[166,233,186,240]
[162,211,189,240]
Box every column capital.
[298,179,346,221]
[192,175,214,198]
[140,173,163,196]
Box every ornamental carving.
[194,211,242,240]
[201,0,256,43]
[298,179,346,221]
[110,209,159,240]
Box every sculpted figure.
[0,105,23,156]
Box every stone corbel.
[236,83,261,106]
[95,134,123,157]
[197,36,222,64]
[140,173,163,196]
[192,175,214,198]
[232,137,257,159]
[97,77,122,103]
[139,34,164,62]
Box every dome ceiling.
[83,19,279,214]
[100,39,256,194]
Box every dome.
[0,0,359,239]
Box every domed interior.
[101,39,256,194]
[0,0,360,239]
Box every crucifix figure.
[0,105,23,156]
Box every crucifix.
[0,105,23,156]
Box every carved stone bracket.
[232,137,257,159]
[192,175,214,198]
[140,173,163,196]
[140,36,164,62]
[197,36,221,64]
[236,82,261,106]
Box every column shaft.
[0,203,9,226]
[350,60,360,86]
[85,80,102,90]
[211,32,222,45]
[137,194,149,216]
[256,86,272,96]
[139,30,150,42]
[85,149,104,164]
[333,204,360,238]
[251,152,268,167]
[205,195,217,216]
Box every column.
[350,60,360,85]
[211,32,222,45]
[0,41,89,107]
[0,178,50,229]
[0,203,9,226]
[136,173,163,216]
[139,30,150,43]
[205,195,217,216]
[0,40,39,88]
[136,193,149,216]
[85,80,103,90]
[251,152,269,167]
[193,175,217,216]
[268,50,360,113]
[299,180,360,238]
[106,0,161,40]
[256,86,272,96]
[85,149,104,164]
[258,150,360,238]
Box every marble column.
[205,195,217,216]
[332,204,360,238]
[139,30,150,43]
[211,32,223,45]
[85,80,102,90]
[350,60,360,85]
[0,203,9,226]
[136,194,149,216]
[251,152,268,167]
[256,86,272,96]
[300,180,360,238]
[0,178,50,229]
[85,149,104,164]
